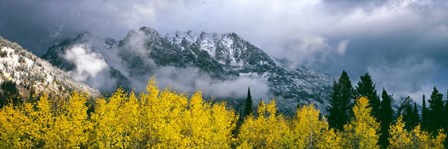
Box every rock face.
[42,27,333,113]
[0,37,100,101]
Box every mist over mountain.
[42,27,333,112]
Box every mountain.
[42,27,333,113]
[0,37,100,102]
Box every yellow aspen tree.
[50,92,90,148]
[237,100,290,149]
[388,116,412,148]
[389,116,446,149]
[90,88,144,148]
[409,125,445,149]
[431,130,446,149]
[120,91,143,148]
[343,96,380,149]
[182,92,237,148]
[0,104,33,148]
[33,95,57,148]
[139,80,189,148]
[290,104,329,148]
[208,102,237,148]
[318,129,344,149]
[184,92,212,147]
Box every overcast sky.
[1,0,448,103]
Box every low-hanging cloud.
[63,45,108,81]
[153,67,270,100]
[62,44,119,91]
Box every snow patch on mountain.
[0,38,100,99]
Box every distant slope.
[0,37,100,101]
[43,27,333,113]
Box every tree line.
[0,74,447,148]
[328,71,448,148]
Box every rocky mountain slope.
[42,27,333,113]
[0,37,100,101]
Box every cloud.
[337,40,349,55]
[367,58,440,103]
[63,45,108,81]
[153,67,270,100]
[62,44,119,91]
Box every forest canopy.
[0,78,447,149]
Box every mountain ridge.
[0,37,100,101]
[42,27,334,113]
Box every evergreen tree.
[356,73,380,119]
[400,97,418,130]
[328,71,354,130]
[244,87,253,117]
[421,94,429,130]
[379,89,393,148]
[444,94,448,148]
[234,87,253,137]
[412,102,420,127]
[0,81,20,107]
[428,87,444,133]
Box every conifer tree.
[400,97,419,130]
[356,73,380,119]
[378,89,393,148]
[412,102,420,127]
[428,87,444,133]
[244,87,253,117]
[422,94,429,130]
[328,71,354,130]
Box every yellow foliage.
[237,100,291,148]
[289,104,336,148]
[343,96,380,149]
[1,79,446,148]
[389,116,446,149]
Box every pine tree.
[244,87,253,117]
[328,71,354,130]
[412,102,420,127]
[422,94,429,130]
[356,73,380,119]
[378,89,393,148]
[400,96,419,130]
[428,87,444,133]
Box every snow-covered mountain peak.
[43,27,334,114]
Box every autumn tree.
[237,100,290,148]
[289,104,343,148]
[389,116,446,149]
[343,97,380,149]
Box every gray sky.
[1,0,448,102]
